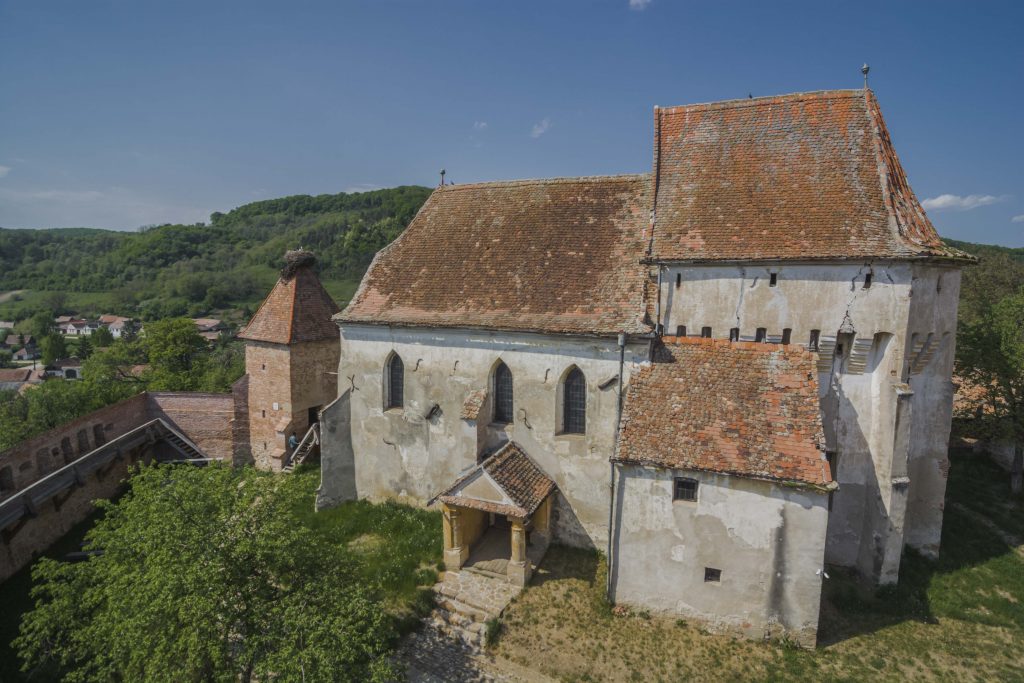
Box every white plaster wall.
[903,265,962,557]
[656,261,959,583]
[338,324,650,549]
[611,465,829,646]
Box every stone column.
[507,518,531,586]
[443,507,468,571]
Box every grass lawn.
[491,451,1024,682]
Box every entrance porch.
[433,441,556,586]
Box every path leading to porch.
[465,525,550,579]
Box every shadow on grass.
[817,448,1024,646]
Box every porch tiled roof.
[436,441,556,518]
[616,336,831,487]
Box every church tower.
[237,250,340,471]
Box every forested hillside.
[0,186,432,321]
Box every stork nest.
[281,249,316,279]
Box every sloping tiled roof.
[238,261,340,345]
[616,337,831,487]
[338,175,652,336]
[650,89,971,263]
[436,441,556,518]
[0,368,32,383]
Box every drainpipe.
[607,331,627,601]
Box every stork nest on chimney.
[281,249,316,280]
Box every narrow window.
[704,567,722,583]
[93,424,106,446]
[781,328,792,345]
[493,361,514,424]
[563,367,587,434]
[701,326,712,338]
[755,328,767,343]
[0,466,13,493]
[385,353,404,410]
[864,273,873,289]
[60,437,74,462]
[675,273,682,288]
[729,328,740,342]
[769,272,778,287]
[262,409,266,418]
[673,477,698,502]
[809,329,820,351]
[675,325,686,337]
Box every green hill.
[0,186,432,323]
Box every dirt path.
[0,290,26,304]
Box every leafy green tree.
[90,326,114,348]
[140,318,208,390]
[29,311,55,341]
[77,335,93,360]
[15,464,397,682]
[956,287,1024,494]
[0,349,12,368]
[40,334,67,366]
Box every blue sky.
[1,1,1022,246]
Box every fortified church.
[0,87,971,647]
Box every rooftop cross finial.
[861,63,870,90]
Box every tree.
[0,349,12,369]
[40,334,67,366]
[29,310,55,341]
[956,286,1024,494]
[15,464,397,682]
[91,326,114,348]
[140,318,208,391]
[77,335,93,360]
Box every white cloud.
[0,165,10,178]
[629,0,651,9]
[921,193,1008,211]
[1012,214,1024,224]
[530,118,552,139]
[473,121,488,130]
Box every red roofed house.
[312,87,972,646]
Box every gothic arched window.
[563,367,586,434]
[493,361,513,424]
[385,353,404,410]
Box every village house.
[98,314,135,339]
[0,367,44,393]
[312,88,971,646]
[44,357,83,380]
[2,334,38,360]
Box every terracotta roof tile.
[650,90,971,263]
[437,441,556,518]
[338,175,652,336]
[616,337,830,487]
[238,261,340,345]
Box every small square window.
[701,326,712,339]
[781,328,792,345]
[675,325,686,337]
[769,273,778,287]
[809,329,820,351]
[755,327,767,343]
[673,477,698,502]
[704,567,722,582]
[729,327,740,342]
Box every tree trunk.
[1012,443,1023,495]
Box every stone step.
[438,596,493,623]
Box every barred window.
[494,361,514,424]
[673,477,698,502]
[385,353,404,410]
[563,367,587,434]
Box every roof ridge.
[657,88,866,114]
[436,173,650,191]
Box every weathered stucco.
[656,261,961,583]
[610,465,828,646]
[334,324,648,549]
